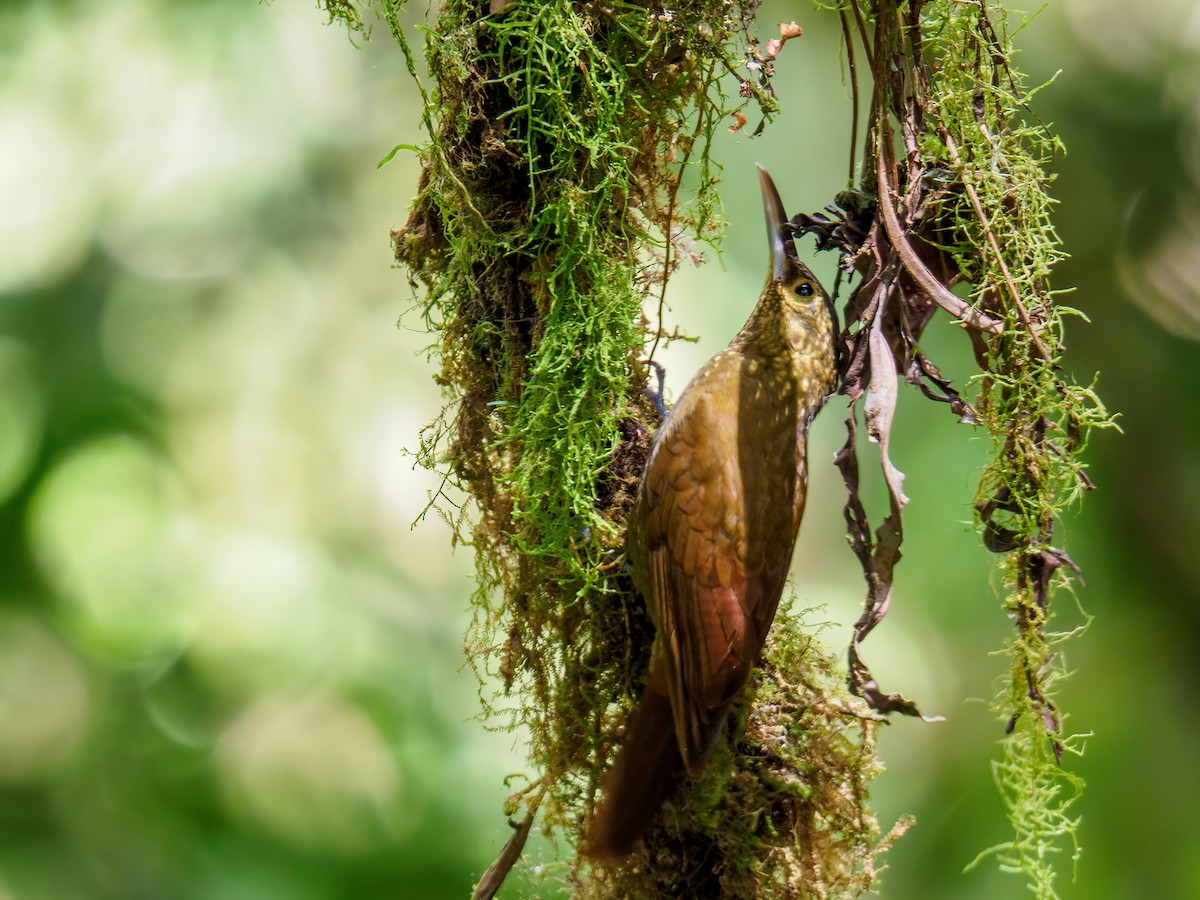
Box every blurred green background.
[1,1,1197,897]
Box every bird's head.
[757,164,835,327]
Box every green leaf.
[377,143,420,169]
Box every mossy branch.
[357,0,898,894]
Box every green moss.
[582,611,908,899]
[915,3,1116,895]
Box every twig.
[472,802,539,900]
[875,132,1004,335]
[847,0,876,76]
[937,128,1053,360]
[839,8,861,186]
[649,64,716,367]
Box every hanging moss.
[917,5,1112,893]
[815,2,1116,896]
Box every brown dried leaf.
[779,21,804,41]
[762,22,803,61]
[864,312,909,507]
[906,353,979,424]
[837,410,942,723]
[835,295,941,722]
[875,135,1004,335]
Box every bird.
[586,165,839,863]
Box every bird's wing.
[642,368,764,772]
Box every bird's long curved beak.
[757,164,793,283]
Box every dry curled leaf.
[755,21,803,63]
[864,313,908,508]
[779,21,803,41]
[764,22,804,59]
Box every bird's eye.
[796,281,814,297]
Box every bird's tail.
[585,661,683,863]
